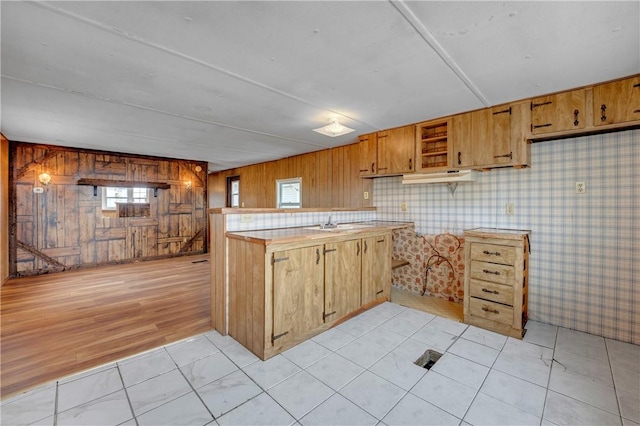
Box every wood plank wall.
[208,143,373,209]
[8,142,208,277]
[1,135,9,285]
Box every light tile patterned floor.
[2,302,639,426]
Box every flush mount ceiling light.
[313,118,355,137]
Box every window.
[102,187,149,210]
[226,176,240,208]
[276,177,302,208]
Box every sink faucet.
[322,214,337,229]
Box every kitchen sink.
[304,223,376,231]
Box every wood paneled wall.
[1,135,9,285]
[208,143,372,209]
[9,142,207,277]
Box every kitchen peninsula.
[209,208,412,359]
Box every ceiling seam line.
[29,1,379,130]
[2,75,333,150]
[390,0,492,108]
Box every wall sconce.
[39,172,52,185]
[185,180,192,191]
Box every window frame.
[276,177,302,209]
[226,175,240,208]
[101,187,150,211]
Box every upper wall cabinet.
[358,132,377,177]
[451,104,519,169]
[415,119,451,173]
[593,75,640,126]
[359,125,414,177]
[530,89,586,135]
[377,125,415,175]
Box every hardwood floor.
[0,255,211,399]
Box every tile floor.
[2,302,639,426]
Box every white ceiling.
[2,1,638,172]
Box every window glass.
[231,180,240,208]
[276,177,302,208]
[102,187,149,210]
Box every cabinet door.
[361,234,391,304]
[358,133,377,177]
[324,239,361,322]
[377,125,415,175]
[452,107,511,168]
[451,112,474,168]
[272,245,324,347]
[530,89,586,134]
[593,76,640,126]
[487,105,513,166]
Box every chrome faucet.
[321,214,337,229]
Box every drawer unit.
[469,279,513,305]
[468,298,514,325]
[470,243,516,265]
[463,228,530,338]
[469,260,515,286]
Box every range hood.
[402,170,477,185]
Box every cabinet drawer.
[469,279,513,305]
[469,298,513,325]
[470,243,516,266]
[470,260,515,285]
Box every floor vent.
[414,349,443,370]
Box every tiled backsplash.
[225,211,376,232]
[375,129,639,345]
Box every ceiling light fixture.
[313,119,355,138]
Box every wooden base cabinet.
[324,239,362,322]
[228,230,391,359]
[272,245,325,349]
[463,228,530,338]
[361,234,391,304]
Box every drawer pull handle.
[482,306,500,314]
[482,288,499,295]
[483,250,501,256]
[483,269,501,275]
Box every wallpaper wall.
[374,129,639,345]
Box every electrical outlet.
[576,182,586,194]
[400,202,408,211]
[363,191,369,200]
[240,214,254,223]
[505,203,515,215]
